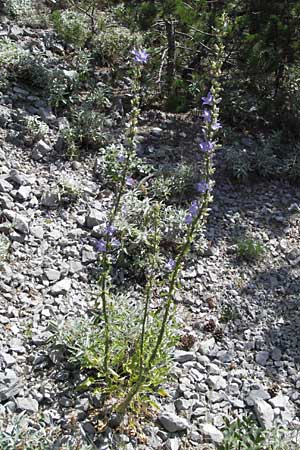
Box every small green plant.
[92,26,143,67]
[12,54,50,88]
[23,116,49,145]
[51,9,90,48]
[52,295,178,401]
[148,162,198,202]
[70,107,107,151]
[0,39,28,68]
[4,0,32,18]
[236,238,265,261]
[221,416,291,450]
[48,70,79,111]
[58,178,81,205]
[0,413,93,450]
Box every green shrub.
[12,54,50,88]
[0,39,27,68]
[224,131,300,182]
[51,9,90,48]
[236,238,265,262]
[4,0,32,18]
[22,116,49,145]
[92,26,143,66]
[0,413,93,450]
[51,297,178,400]
[221,416,291,450]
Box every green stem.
[147,196,210,370]
[117,204,160,412]
[94,65,143,379]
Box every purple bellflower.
[104,224,116,236]
[131,48,149,64]
[165,258,175,272]
[199,140,214,153]
[111,238,121,248]
[117,154,126,163]
[196,181,209,194]
[96,239,107,252]
[212,121,222,131]
[202,109,211,123]
[185,201,199,224]
[201,91,213,106]
[126,177,135,187]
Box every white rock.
[198,338,215,355]
[245,387,270,406]
[50,278,71,296]
[174,350,196,363]
[269,395,289,410]
[85,209,105,229]
[254,399,274,429]
[15,397,39,413]
[158,411,190,432]
[45,269,61,282]
[256,351,270,366]
[16,185,31,201]
[207,375,227,390]
[200,423,224,444]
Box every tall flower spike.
[131,48,149,64]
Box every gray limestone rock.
[256,351,270,366]
[158,411,190,432]
[50,278,71,296]
[0,371,21,402]
[15,397,39,413]
[245,387,271,406]
[200,423,224,444]
[269,395,289,410]
[32,140,52,160]
[85,209,105,229]
[198,338,215,355]
[254,399,274,429]
[207,376,227,391]
[174,350,196,363]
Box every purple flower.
[104,224,116,236]
[131,48,149,64]
[185,214,193,225]
[126,177,135,187]
[202,109,211,123]
[189,200,199,216]
[196,181,209,194]
[212,121,222,131]
[165,258,175,272]
[96,239,107,252]
[117,154,126,163]
[199,140,214,153]
[111,238,121,248]
[202,91,213,106]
